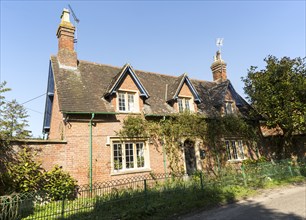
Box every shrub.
[6,148,43,193]
[4,147,77,200]
[42,165,78,200]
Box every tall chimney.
[210,50,227,82]
[56,8,77,69]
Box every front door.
[184,139,197,175]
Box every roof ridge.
[55,56,215,84]
[78,59,122,70]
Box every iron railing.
[1,159,305,220]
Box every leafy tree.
[0,81,31,140]
[0,81,11,140]
[2,99,31,139]
[0,81,31,195]
[242,56,306,156]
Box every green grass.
[18,175,305,220]
[4,161,302,220]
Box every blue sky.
[1,1,305,137]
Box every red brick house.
[39,9,256,185]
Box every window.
[177,97,193,112]
[225,101,234,115]
[117,91,138,112]
[225,140,245,161]
[113,141,147,172]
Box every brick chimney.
[210,50,227,82]
[56,8,77,69]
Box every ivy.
[118,112,259,174]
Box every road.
[182,183,306,220]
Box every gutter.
[89,113,95,192]
[162,116,168,176]
[63,111,117,115]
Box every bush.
[6,148,44,193]
[42,165,78,200]
[4,147,77,200]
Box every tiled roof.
[50,56,249,117]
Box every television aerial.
[68,4,80,45]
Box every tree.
[0,81,31,195]
[242,56,306,156]
[0,81,31,140]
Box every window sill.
[111,168,152,176]
[117,111,141,114]
[227,159,245,163]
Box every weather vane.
[216,38,224,52]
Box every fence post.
[200,172,204,190]
[61,194,66,218]
[144,179,148,209]
[241,165,248,187]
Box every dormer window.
[118,91,138,112]
[225,101,234,115]
[178,97,194,113]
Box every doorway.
[184,139,197,175]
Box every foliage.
[6,148,44,193]
[42,165,78,200]
[8,160,305,220]
[242,156,268,166]
[2,100,31,139]
[118,113,259,174]
[4,147,77,200]
[0,81,31,140]
[242,56,306,155]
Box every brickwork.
[56,18,77,68]
[172,82,197,112]
[48,89,64,140]
[178,83,193,97]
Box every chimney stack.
[56,8,77,69]
[210,50,227,82]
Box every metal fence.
[1,159,305,220]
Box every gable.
[117,72,141,91]
[105,64,149,99]
[168,73,201,103]
[178,83,193,97]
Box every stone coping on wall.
[9,139,67,144]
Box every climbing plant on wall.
[118,112,259,174]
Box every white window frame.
[225,101,234,115]
[225,140,245,161]
[177,96,194,113]
[117,90,139,113]
[111,139,150,174]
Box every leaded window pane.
[225,102,233,114]
[118,93,126,111]
[136,143,145,168]
[178,98,183,112]
[185,99,190,111]
[225,141,231,160]
[128,93,134,112]
[238,140,244,159]
[113,143,122,170]
[125,143,134,168]
[231,141,238,159]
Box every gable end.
[105,64,150,99]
